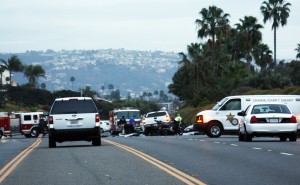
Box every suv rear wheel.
[92,136,101,146]
[49,136,56,148]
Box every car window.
[251,104,291,114]
[51,99,97,114]
[146,112,167,117]
[220,99,241,110]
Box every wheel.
[280,136,287,141]
[238,131,245,141]
[0,130,3,139]
[92,136,101,146]
[24,134,31,138]
[30,128,39,138]
[289,133,297,141]
[206,122,223,138]
[49,136,56,148]
[244,131,252,142]
[100,128,104,133]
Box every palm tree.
[0,65,5,86]
[261,0,291,63]
[0,55,23,85]
[23,64,46,88]
[295,44,300,59]
[195,5,230,77]
[235,16,263,70]
[70,76,75,90]
[253,43,273,72]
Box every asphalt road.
[1,133,300,185]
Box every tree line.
[168,0,300,107]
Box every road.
[1,133,300,185]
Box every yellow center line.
[0,137,42,183]
[103,139,206,185]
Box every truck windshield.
[116,111,140,119]
[212,98,228,111]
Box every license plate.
[70,120,78,124]
[269,118,279,123]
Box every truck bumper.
[193,123,206,132]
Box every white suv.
[48,97,101,148]
[141,111,170,135]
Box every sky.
[0,0,299,60]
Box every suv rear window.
[147,112,167,117]
[50,99,97,114]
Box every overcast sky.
[0,0,299,59]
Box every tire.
[280,136,287,141]
[238,132,245,141]
[0,130,3,139]
[289,133,297,142]
[206,122,223,138]
[244,131,252,142]
[100,128,104,133]
[30,128,39,138]
[92,136,101,146]
[49,136,56,148]
[24,134,31,138]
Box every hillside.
[0,49,180,98]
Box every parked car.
[238,103,298,142]
[100,120,110,133]
[141,111,170,135]
[48,97,101,148]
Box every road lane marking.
[252,147,262,150]
[0,137,42,183]
[280,152,293,156]
[104,139,206,185]
[230,144,238,147]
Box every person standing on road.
[129,115,135,133]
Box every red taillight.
[196,115,203,123]
[290,116,297,123]
[96,113,100,123]
[250,116,258,123]
[49,116,53,124]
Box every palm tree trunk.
[274,28,277,63]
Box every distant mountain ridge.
[0,49,180,97]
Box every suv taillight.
[96,114,100,123]
[290,116,297,123]
[49,116,53,124]
[250,116,258,123]
[196,115,203,123]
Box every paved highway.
[1,133,300,185]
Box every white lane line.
[230,144,238,147]
[280,152,294,156]
[252,147,262,150]
[214,142,221,144]
[199,140,205,142]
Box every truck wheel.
[92,136,101,146]
[206,122,222,138]
[0,130,3,139]
[30,128,39,138]
[49,136,56,148]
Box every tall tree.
[195,5,230,77]
[253,43,273,72]
[23,64,46,88]
[235,16,263,70]
[261,0,291,63]
[70,76,75,90]
[0,65,5,86]
[295,44,300,59]
[0,55,23,85]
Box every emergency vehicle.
[15,112,44,138]
[194,95,300,138]
[0,112,10,139]
[109,108,141,135]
